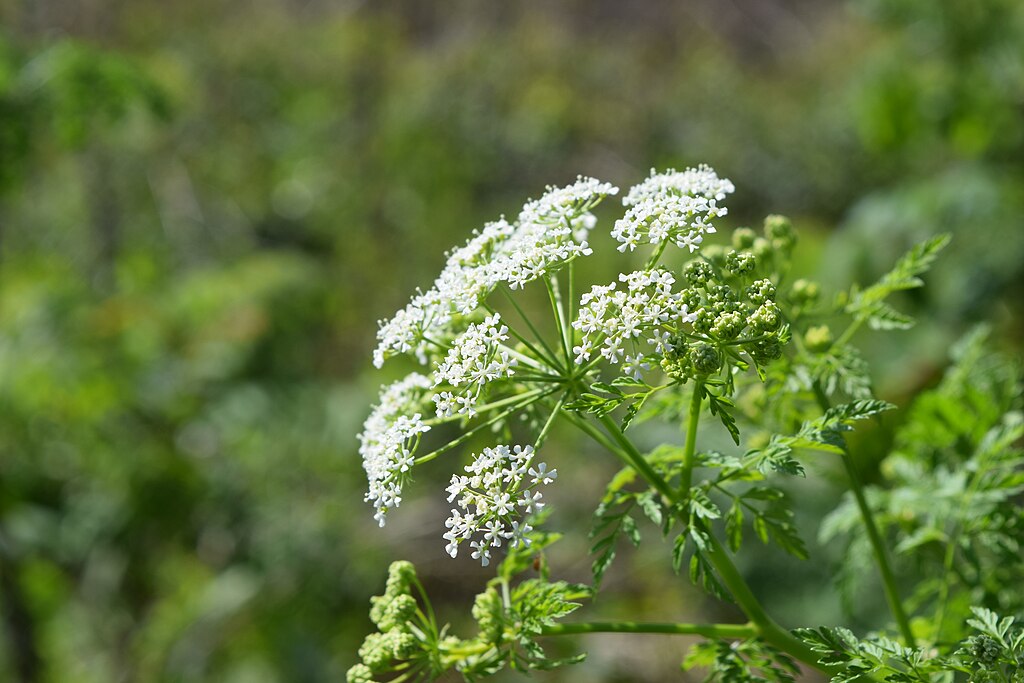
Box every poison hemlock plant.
[354,166,1023,681]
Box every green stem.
[584,413,833,674]
[562,412,627,466]
[497,343,549,373]
[422,389,549,427]
[494,290,563,370]
[542,621,756,639]
[534,394,567,448]
[812,384,915,646]
[410,574,437,634]
[840,451,914,645]
[513,374,568,384]
[484,306,560,372]
[645,240,669,270]
[698,528,826,667]
[416,389,555,464]
[545,274,572,371]
[680,381,703,498]
[567,261,576,351]
[833,316,864,349]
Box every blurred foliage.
[0,0,1020,681]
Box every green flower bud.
[377,593,417,632]
[660,356,691,382]
[693,307,715,335]
[684,261,715,287]
[708,283,737,303]
[472,588,504,644]
[725,250,757,276]
[390,594,417,623]
[689,342,722,375]
[369,595,388,628]
[680,288,702,310]
[790,278,820,304]
[359,633,392,672]
[731,227,757,250]
[347,663,375,683]
[763,214,795,249]
[389,631,419,659]
[752,237,773,260]
[386,561,416,596]
[969,635,1001,665]
[747,338,782,364]
[710,311,744,340]
[804,325,833,352]
[746,279,776,306]
[707,284,739,316]
[750,302,781,333]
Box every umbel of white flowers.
[358,165,734,563]
[372,176,619,369]
[443,444,556,566]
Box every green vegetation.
[0,1,1021,681]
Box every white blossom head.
[358,373,433,526]
[373,178,618,368]
[432,313,517,419]
[573,268,696,379]
[443,444,556,565]
[612,165,733,254]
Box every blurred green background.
[0,1,1022,681]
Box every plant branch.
[542,620,756,639]
[584,414,834,674]
[680,381,703,498]
[545,274,572,372]
[416,389,556,464]
[812,383,915,646]
[493,289,563,370]
[422,388,550,427]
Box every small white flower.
[572,269,696,378]
[442,444,555,565]
[519,490,545,514]
[358,374,433,526]
[470,540,491,566]
[373,178,618,368]
[483,520,506,547]
[528,462,558,485]
[432,314,516,419]
[623,354,652,381]
[573,340,593,364]
[446,475,470,503]
[611,165,733,255]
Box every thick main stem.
[679,381,703,498]
[812,384,915,646]
[590,414,833,674]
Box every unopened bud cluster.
[659,217,798,381]
[348,561,427,683]
[472,587,506,645]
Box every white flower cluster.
[443,444,556,566]
[373,177,618,368]
[573,269,696,379]
[611,165,734,253]
[358,373,433,527]
[432,314,516,418]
